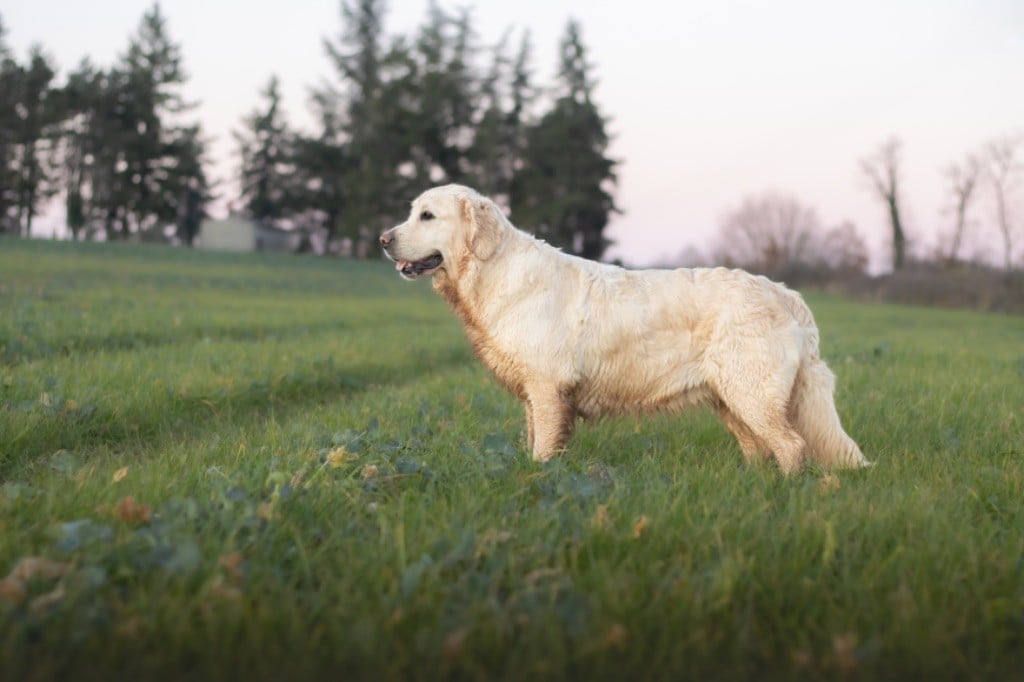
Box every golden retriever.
[380,184,870,475]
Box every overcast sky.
[5,0,1023,267]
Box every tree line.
[711,135,1022,277]
[860,136,1023,272]
[0,1,618,260]
[3,2,1016,273]
[0,8,210,245]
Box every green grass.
[1,237,1022,681]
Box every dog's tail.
[789,357,872,469]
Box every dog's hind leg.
[708,343,806,475]
[722,392,806,475]
[789,358,871,469]
[525,383,575,462]
[712,401,769,466]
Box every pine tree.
[10,46,61,237]
[87,67,133,239]
[112,2,206,238]
[58,58,100,240]
[171,124,212,246]
[0,23,62,237]
[0,17,19,233]
[410,2,477,184]
[293,89,350,247]
[316,0,406,254]
[468,30,533,201]
[234,75,293,225]
[512,20,618,260]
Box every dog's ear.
[463,196,502,261]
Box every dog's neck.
[432,258,486,321]
[431,230,540,328]
[430,245,532,401]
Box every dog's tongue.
[395,261,409,271]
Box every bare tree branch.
[984,134,1022,272]
[860,138,907,270]
[943,154,981,265]
[714,192,866,274]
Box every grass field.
[1,237,1022,681]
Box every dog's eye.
[420,211,435,221]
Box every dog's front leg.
[524,400,535,452]
[525,384,575,462]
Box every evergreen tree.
[10,46,61,237]
[410,2,477,184]
[0,5,619,256]
[87,67,133,239]
[512,20,618,260]
[292,123,349,246]
[58,58,99,240]
[294,54,354,247]
[469,30,533,200]
[112,2,206,238]
[466,31,509,196]
[316,0,407,254]
[171,124,213,245]
[234,75,293,224]
[0,17,18,233]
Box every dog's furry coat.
[381,184,870,474]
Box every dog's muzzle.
[379,227,443,279]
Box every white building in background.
[198,214,300,252]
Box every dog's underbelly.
[568,323,713,418]
[571,360,713,419]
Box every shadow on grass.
[1,319,354,367]
[1,345,472,478]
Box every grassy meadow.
[1,238,1022,680]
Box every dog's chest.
[435,277,528,399]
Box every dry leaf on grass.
[115,496,152,524]
[257,502,276,521]
[325,447,358,468]
[0,578,27,605]
[441,627,470,661]
[632,515,650,539]
[219,552,245,582]
[818,474,841,494]
[0,557,72,607]
[8,557,73,582]
[524,567,562,587]
[604,622,629,649]
[30,585,65,615]
[832,633,860,672]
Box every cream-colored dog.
[380,184,870,475]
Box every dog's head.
[380,184,505,281]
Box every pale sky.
[5,0,1024,268]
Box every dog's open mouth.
[396,253,443,278]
